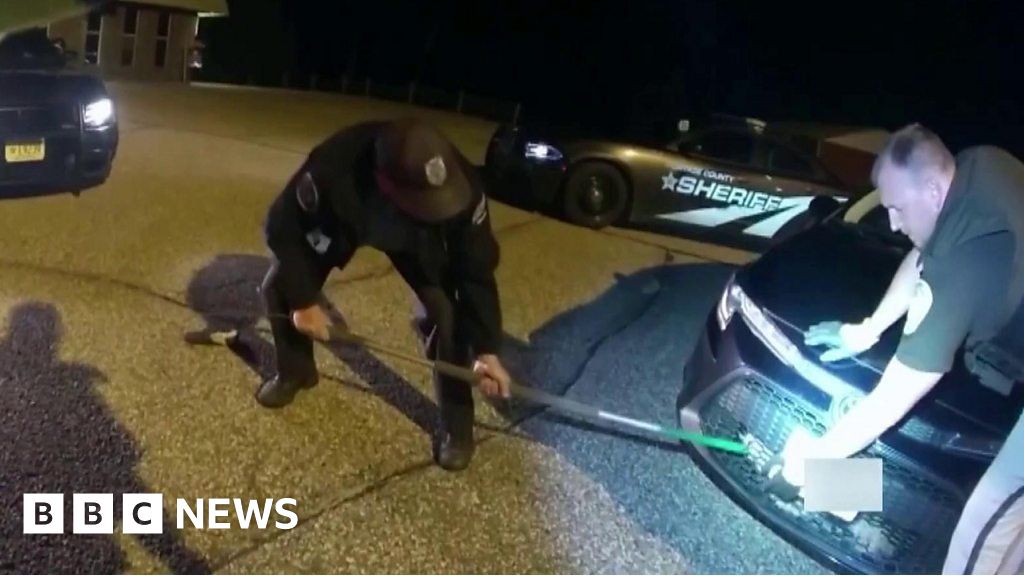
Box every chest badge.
[306,228,332,254]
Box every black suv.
[0,27,118,196]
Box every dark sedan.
[0,27,118,197]
[484,115,882,251]
[676,191,1024,573]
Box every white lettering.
[703,170,735,183]
[712,184,731,202]
[24,494,64,534]
[123,494,164,535]
[71,494,114,535]
[696,179,717,199]
[208,498,231,529]
[676,176,698,195]
[750,193,767,210]
[682,166,703,177]
[234,499,274,530]
[765,196,783,211]
[177,499,203,530]
[728,187,748,205]
[275,498,299,530]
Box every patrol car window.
[768,144,815,177]
[687,132,755,166]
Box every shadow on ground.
[183,252,824,572]
[182,252,731,448]
[0,302,210,574]
[185,254,440,436]
[183,253,689,436]
[0,183,95,202]
[502,263,826,573]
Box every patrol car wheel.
[561,162,629,229]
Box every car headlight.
[524,141,563,161]
[83,98,114,128]
[716,276,741,330]
[716,278,801,363]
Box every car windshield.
[0,27,65,70]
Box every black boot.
[434,379,476,471]
[256,373,318,408]
[435,430,475,471]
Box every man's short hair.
[871,123,955,186]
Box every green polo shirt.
[896,146,1024,373]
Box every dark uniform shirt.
[896,146,1024,373]
[263,122,503,355]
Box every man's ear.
[925,177,945,212]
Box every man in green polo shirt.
[774,124,1024,574]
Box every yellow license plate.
[4,141,46,163]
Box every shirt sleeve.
[449,188,503,355]
[895,233,1014,373]
[263,182,324,311]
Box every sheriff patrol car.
[484,115,885,251]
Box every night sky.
[198,0,1023,154]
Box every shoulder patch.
[904,279,934,335]
[296,172,319,214]
[472,194,488,225]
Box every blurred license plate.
[5,141,45,163]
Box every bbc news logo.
[23,494,298,534]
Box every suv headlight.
[84,98,114,128]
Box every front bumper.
[1,115,118,195]
[677,314,965,574]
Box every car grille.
[0,105,78,135]
[699,375,965,574]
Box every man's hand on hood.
[805,318,880,362]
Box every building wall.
[48,3,198,83]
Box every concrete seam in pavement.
[0,215,669,573]
[207,458,436,572]
[0,216,546,321]
[207,427,517,572]
[497,261,668,434]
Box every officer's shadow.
[185,254,440,435]
[0,302,209,574]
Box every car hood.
[737,222,1024,440]
[738,222,906,377]
[0,70,106,106]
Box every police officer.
[258,118,511,471]
[773,124,1024,574]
